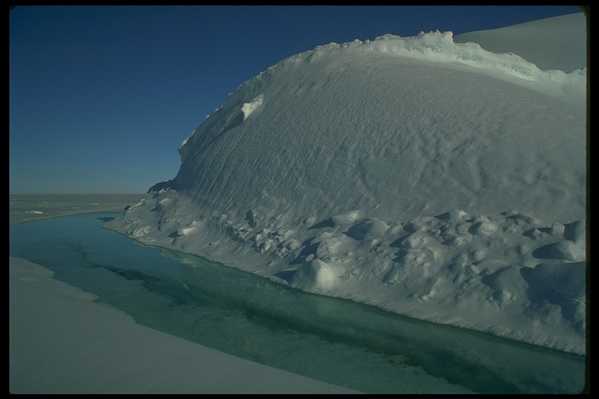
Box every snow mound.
[112,18,586,354]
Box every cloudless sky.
[10,5,582,194]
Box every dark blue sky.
[10,5,582,194]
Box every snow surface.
[241,94,264,120]
[179,136,190,150]
[9,257,355,394]
[110,14,586,355]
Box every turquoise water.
[9,213,586,393]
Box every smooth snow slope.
[109,20,586,354]
[455,12,587,72]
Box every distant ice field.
[9,194,144,224]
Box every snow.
[293,259,341,290]
[132,225,151,238]
[241,94,264,120]
[180,220,201,236]
[9,257,355,394]
[179,136,190,149]
[331,210,364,226]
[455,13,586,73]
[109,13,586,355]
[362,31,585,104]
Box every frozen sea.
[9,193,144,224]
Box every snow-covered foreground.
[108,13,586,355]
[9,257,355,394]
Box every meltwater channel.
[9,212,585,394]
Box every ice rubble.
[109,14,586,354]
[116,195,586,353]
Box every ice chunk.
[345,218,389,241]
[241,95,264,120]
[331,210,363,226]
[132,226,151,238]
[180,136,190,149]
[533,240,585,262]
[180,221,201,236]
[470,221,498,236]
[294,259,340,291]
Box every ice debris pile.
[119,193,586,354]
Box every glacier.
[108,13,587,355]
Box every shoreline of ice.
[9,256,356,394]
[107,198,586,356]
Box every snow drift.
[109,14,587,354]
